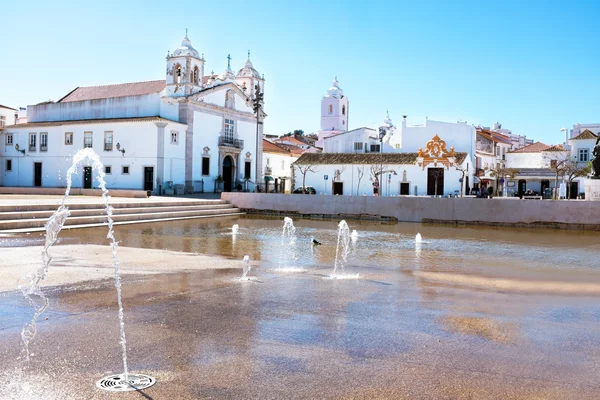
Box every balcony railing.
[264,167,272,175]
[219,136,244,149]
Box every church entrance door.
[427,168,444,196]
[83,167,92,189]
[223,156,233,192]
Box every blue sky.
[1,0,598,144]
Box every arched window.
[328,104,332,114]
[174,64,182,84]
[193,66,199,85]
[342,105,346,115]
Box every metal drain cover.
[96,373,156,392]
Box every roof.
[509,142,550,153]
[544,144,566,152]
[0,104,16,111]
[58,80,166,103]
[571,129,598,140]
[477,128,512,145]
[295,152,468,165]
[3,116,183,129]
[263,139,292,155]
[275,136,311,146]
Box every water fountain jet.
[330,220,359,279]
[19,148,155,392]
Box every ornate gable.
[417,134,457,170]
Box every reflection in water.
[441,316,518,343]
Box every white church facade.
[0,33,266,194]
[298,80,475,197]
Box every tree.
[485,165,520,196]
[429,168,444,196]
[356,166,365,196]
[294,163,318,194]
[562,158,591,199]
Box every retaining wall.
[222,193,600,230]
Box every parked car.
[293,186,316,194]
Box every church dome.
[237,58,261,79]
[172,33,200,58]
[325,77,344,98]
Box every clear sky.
[1,0,598,144]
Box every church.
[295,78,475,196]
[0,33,265,194]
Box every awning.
[264,176,274,182]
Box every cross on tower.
[248,50,251,59]
[227,54,232,70]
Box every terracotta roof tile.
[3,116,182,129]
[544,144,566,152]
[509,142,550,153]
[263,139,292,155]
[58,80,166,102]
[295,152,468,165]
[571,129,598,140]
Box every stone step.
[0,204,235,220]
[0,199,229,213]
[2,212,245,234]
[0,207,241,230]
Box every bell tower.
[166,31,205,97]
[316,77,349,148]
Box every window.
[40,132,48,152]
[122,165,130,175]
[174,64,182,84]
[353,142,363,151]
[192,66,199,84]
[29,133,36,152]
[0,116,5,128]
[65,132,73,145]
[84,132,93,148]
[171,131,178,144]
[224,119,234,140]
[245,161,251,179]
[281,160,285,170]
[550,160,557,168]
[202,157,210,175]
[266,157,270,166]
[370,144,380,152]
[342,105,346,115]
[579,149,589,162]
[104,131,113,151]
[105,166,112,174]
[5,159,12,172]
[395,144,401,149]
[328,104,332,114]
[5,133,13,146]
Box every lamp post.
[252,84,264,192]
[378,126,386,195]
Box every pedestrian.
[372,180,379,196]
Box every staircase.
[0,199,243,233]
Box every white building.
[0,105,17,129]
[490,122,534,150]
[474,128,512,195]
[262,139,301,193]
[570,123,600,139]
[0,33,266,194]
[315,78,349,148]
[504,142,568,197]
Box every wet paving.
[1,216,600,399]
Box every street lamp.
[116,142,126,156]
[252,84,264,192]
[378,126,386,195]
[14,143,25,155]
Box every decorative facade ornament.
[402,170,407,182]
[417,134,456,170]
[203,146,210,156]
[245,152,252,159]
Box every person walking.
[372,180,380,196]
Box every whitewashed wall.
[263,151,297,179]
[293,163,467,197]
[0,107,17,128]
[323,128,377,153]
[0,120,186,191]
[397,120,476,155]
[28,94,162,123]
